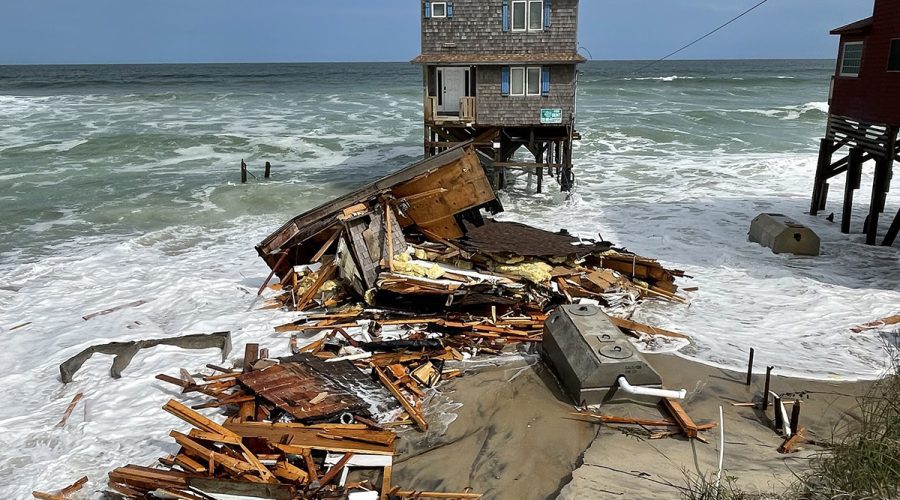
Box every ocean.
[0,60,898,496]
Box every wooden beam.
[375,366,428,432]
[609,317,689,339]
[660,398,699,439]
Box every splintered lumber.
[609,317,689,339]
[243,343,260,372]
[258,252,290,295]
[311,227,343,263]
[778,427,805,454]
[375,366,428,432]
[317,452,353,488]
[225,421,396,455]
[381,465,393,500]
[393,491,482,499]
[82,299,148,320]
[109,464,190,490]
[56,392,84,427]
[272,459,309,484]
[296,261,337,310]
[162,399,242,437]
[32,476,88,500]
[571,412,677,427]
[661,398,699,439]
[851,314,900,333]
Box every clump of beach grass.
[681,472,780,500]
[798,343,900,499]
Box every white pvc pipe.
[617,376,687,400]
[715,405,725,491]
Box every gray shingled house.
[412,0,585,191]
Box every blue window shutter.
[544,0,552,30]
[424,1,431,18]
[501,67,510,96]
[502,0,510,32]
[447,2,453,17]
[541,66,550,96]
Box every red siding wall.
[830,0,900,126]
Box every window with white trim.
[510,67,542,96]
[432,2,447,18]
[511,0,543,31]
[840,41,863,77]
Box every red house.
[810,0,900,246]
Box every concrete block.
[749,213,820,256]
[541,304,662,405]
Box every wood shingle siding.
[476,65,576,126]
[420,0,579,56]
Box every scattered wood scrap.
[661,398,700,439]
[850,314,900,333]
[778,427,806,454]
[32,476,88,500]
[56,392,84,428]
[82,299,148,321]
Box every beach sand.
[392,350,871,499]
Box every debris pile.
[109,347,480,498]
[256,145,689,359]
[103,144,689,498]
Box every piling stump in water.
[241,159,248,184]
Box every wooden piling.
[762,366,773,411]
[746,348,754,386]
[264,161,271,178]
[774,395,784,431]
[790,400,801,435]
[884,208,900,247]
[241,159,248,184]
[810,139,834,215]
[841,148,863,234]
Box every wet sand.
[392,351,871,499]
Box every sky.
[0,0,875,65]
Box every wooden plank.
[296,261,337,311]
[381,465,393,500]
[778,427,805,454]
[32,476,88,499]
[392,491,482,499]
[375,366,428,432]
[56,392,84,427]
[850,314,900,333]
[243,343,260,373]
[317,452,353,487]
[609,317,689,339]
[162,399,241,439]
[570,412,677,427]
[311,227,343,263]
[661,398,699,439]
[226,421,395,455]
[82,299,147,321]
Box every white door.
[437,67,466,114]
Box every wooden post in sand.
[746,348,755,386]
[762,366,773,411]
[264,161,271,178]
[790,400,801,435]
[241,159,248,184]
[774,395,784,432]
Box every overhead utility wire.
[629,0,772,75]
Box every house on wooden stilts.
[810,0,900,246]
[412,0,585,192]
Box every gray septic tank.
[748,213,820,256]
[542,304,662,405]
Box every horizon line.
[0,57,836,67]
